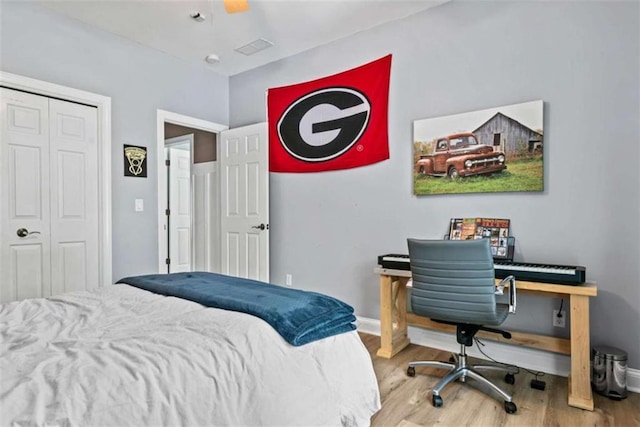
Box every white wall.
[229,1,640,368]
[0,1,229,280]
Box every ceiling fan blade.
[223,0,249,14]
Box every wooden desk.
[374,267,598,411]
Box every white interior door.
[0,89,52,302]
[168,146,191,273]
[0,88,99,302]
[220,122,269,282]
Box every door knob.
[251,223,268,231]
[17,228,41,238]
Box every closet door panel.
[0,88,51,303]
[10,244,45,300]
[11,145,43,218]
[49,99,99,295]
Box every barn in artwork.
[473,112,543,157]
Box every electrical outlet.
[553,310,566,328]
[285,274,292,286]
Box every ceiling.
[39,0,447,76]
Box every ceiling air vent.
[235,38,274,56]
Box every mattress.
[0,284,381,426]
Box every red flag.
[268,55,391,173]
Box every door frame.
[156,109,226,273]
[0,71,113,287]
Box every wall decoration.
[413,100,543,196]
[267,55,391,173]
[123,144,147,177]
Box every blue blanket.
[116,272,356,346]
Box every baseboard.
[628,368,640,393]
[356,316,639,393]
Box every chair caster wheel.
[504,401,517,414]
[407,366,415,377]
[432,395,443,408]
[505,373,515,384]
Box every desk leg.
[568,294,594,411]
[377,274,410,358]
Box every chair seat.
[412,302,510,326]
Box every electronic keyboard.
[377,254,586,286]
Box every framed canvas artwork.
[413,100,543,196]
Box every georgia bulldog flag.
[267,55,391,172]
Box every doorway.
[156,111,270,282]
[157,110,226,274]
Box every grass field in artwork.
[413,156,543,195]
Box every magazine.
[448,217,511,257]
[460,218,477,241]
[448,218,463,240]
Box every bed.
[0,273,381,426]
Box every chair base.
[407,344,517,414]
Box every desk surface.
[374,267,597,297]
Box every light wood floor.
[360,333,639,427]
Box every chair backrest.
[407,238,502,326]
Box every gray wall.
[0,1,229,279]
[229,1,640,368]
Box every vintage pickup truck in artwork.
[415,132,507,179]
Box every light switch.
[135,199,144,212]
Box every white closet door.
[0,88,99,302]
[49,98,99,294]
[0,88,52,302]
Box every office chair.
[406,238,518,414]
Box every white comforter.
[0,285,380,426]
